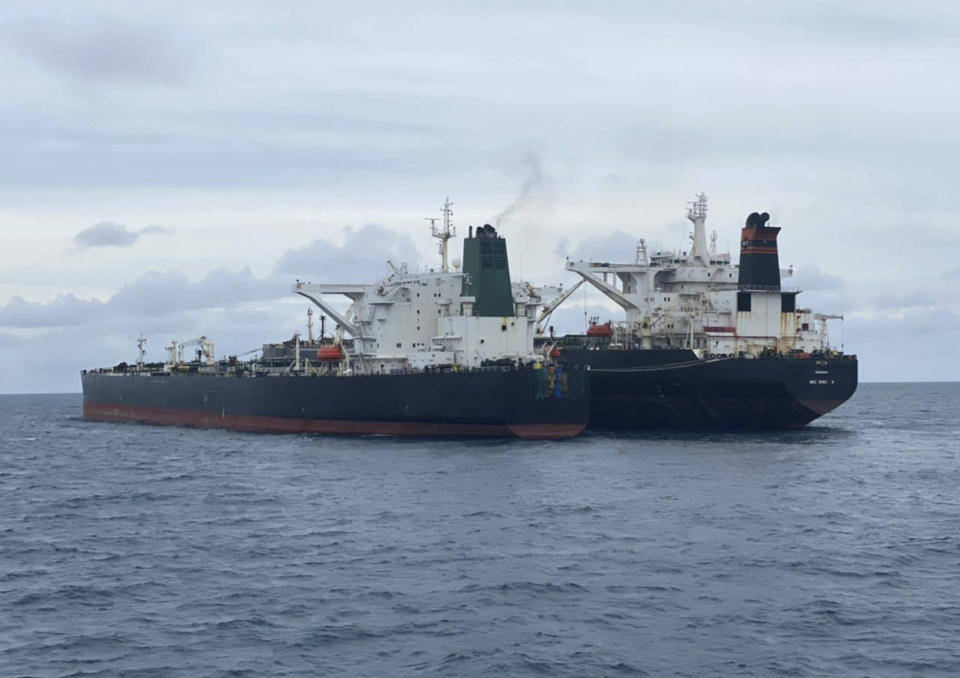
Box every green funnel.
[461,224,513,317]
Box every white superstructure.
[565,194,842,357]
[292,204,555,374]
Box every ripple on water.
[2,386,960,676]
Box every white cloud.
[273,225,420,281]
[0,294,107,328]
[0,268,284,331]
[108,267,283,315]
[2,0,959,387]
[0,224,420,340]
[74,222,172,248]
[3,12,198,87]
[791,264,845,292]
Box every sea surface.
[2,383,959,677]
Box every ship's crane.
[293,281,359,337]
[166,336,216,367]
[535,279,584,334]
[815,313,844,351]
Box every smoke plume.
[494,152,544,227]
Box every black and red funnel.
[737,212,781,290]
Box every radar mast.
[427,197,457,272]
[686,192,709,266]
[635,238,648,265]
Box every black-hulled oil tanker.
[545,193,857,429]
[81,366,587,439]
[82,205,589,439]
[551,347,855,429]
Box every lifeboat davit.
[586,321,613,338]
[315,345,345,362]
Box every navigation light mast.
[427,197,456,272]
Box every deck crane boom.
[166,336,216,367]
[535,279,584,333]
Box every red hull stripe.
[83,402,585,440]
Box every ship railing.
[738,285,800,293]
[84,361,589,378]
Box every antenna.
[687,192,708,220]
[428,197,456,272]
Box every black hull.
[559,349,858,430]
[81,369,590,440]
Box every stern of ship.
[503,366,591,439]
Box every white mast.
[635,238,648,265]
[686,192,709,266]
[136,335,147,369]
[306,307,314,343]
[428,197,456,272]
[166,340,178,368]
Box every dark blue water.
[2,384,959,677]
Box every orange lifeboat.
[586,321,613,338]
[315,345,345,362]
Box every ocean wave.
[4,389,960,676]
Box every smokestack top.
[738,210,782,290]
[745,212,771,229]
[741,211,781,245]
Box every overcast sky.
[2,0,959,392]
